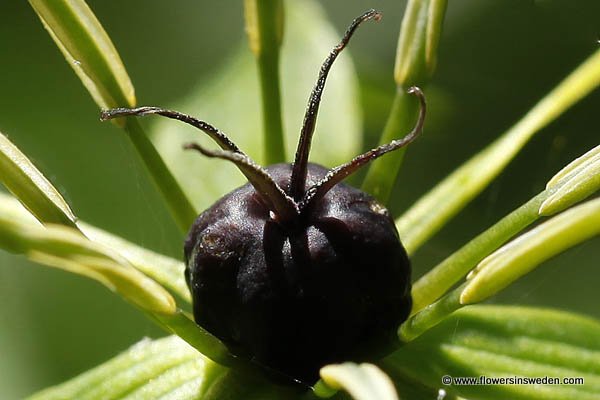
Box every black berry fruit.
[102,9,426,384]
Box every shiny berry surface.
[184,163,411,382]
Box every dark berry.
[184,162,412,382]
[101,9,426,384]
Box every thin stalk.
[150,310,238,368]
[412,141,600,313]
[461,197,600,305]
[361,0,447,203]
[406,196,600,340]
[399,283,464,342]
[258,51,286,164]
[245,0,286,164]
[411,191,546,314]
[125,119,197,233]
[361,89,419,202]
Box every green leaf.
[150,0,361,211]
[396,48,600,255]
[546,144,600,189]
[0,190,190,303]
[461,197,600,304]
[409,193,544,314]
[29,0,198,233]
[424,0,447,75]
[394,0,448,87]
[387,305,600,400]
[0,192,234,366]
[27,335,310,400]
[318,363,399,400]
[28,336,222,400]
[411,143,600,314]
[403,197,600,341]
[0,205,176,315]
[80,221,191,303]
[28,0,135,114]
[539,144,600,216]
[0,131,77,228]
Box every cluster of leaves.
[1,0,599,399]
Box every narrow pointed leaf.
[0,206,175,315]
[405,197,600,339]
[539,146,600,216]
[0,131,77,228]
[0,192,231,365]
[28,0,135,114]
[0,191,190,303]
[410,193,544,314]
[318,363,399,400]
[412,143,600,313]
[394,0,447,87]
[387,305,600,400]
[397,48,600,254]
[80,222,191,302]
[29,0,197,233]
[425,0,447,73]
[546,144,600,189]
[461,197,600,304]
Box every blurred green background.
[1,1,599,398]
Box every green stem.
[412,145,600,314]
[150,310,238,368]
[411,191,547,314]
[461,197,600,305]
[399,283,464,342]
[246,0,286,164]
[361,89,419,202]
[361,0,447,203]
[125,119,197,233]
[406,192,600,340]
[258,51,286,164]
